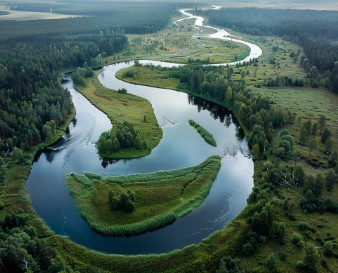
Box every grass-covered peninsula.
[74,71,162,159]
[66,155,221,236]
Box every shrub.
[108,190,136,212]
[323,241,333,257]
[216,255,241,273]
[291,232,304,248]
[117,88,127,94]
[266,253,277,272]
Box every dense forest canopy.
[2,2,183,38]
[197,7,338,93]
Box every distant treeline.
[2,2,183,39]
[197,8,338,93]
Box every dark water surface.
[26,62,253,254]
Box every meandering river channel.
[26,8,260,254]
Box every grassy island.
[66,155,221,236]
[188,119,217,147]
[75,72,162,159]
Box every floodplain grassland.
[116,66,180,90]
[107,22,251,65]
[75,72,162,159]
[253,86,338,148]
[116,34,307,90]
[66,156,221,236]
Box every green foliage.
[291,232,304,248]
[321,127,332,144]
[188,119,217,147]
[0,22,127,153]
[323,240,334,257]
[303,175,323,197]
[302,245,318,273]
[42,120,56,142]
[12,147,25,164]
[266,253,278,272]
[300,189,338,213]
[241,231,259,256]
[108,190,136,212]
[272,221,285,243]
[294,166,305,187]
[325,170,337,192]
[97,121,148,158]
[117,88,127,94]
[250,202,275,236]
[328,151,337,167]
[248,125,267,158]
[2,2,181,38]
[216,255,241,273]
[276,130,294,159]
[0,212,64,273]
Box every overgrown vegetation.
[66,156,221,235]
[0,212,69,273]
[188,119,217,146]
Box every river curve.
[26,8,258,255]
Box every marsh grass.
[188,119,217,146]
[66,155,221,235]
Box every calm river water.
[26,61,253,254]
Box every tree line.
[197,7,338,93]
[1,2,182,40]
[0,32,127,155]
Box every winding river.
[26,8,260,255]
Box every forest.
[197,7,338,93]
[0,1,181,156]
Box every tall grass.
[66,156,221,236]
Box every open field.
[0,9,80,20]
[66,156,221,236]
[253,86,338,146]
